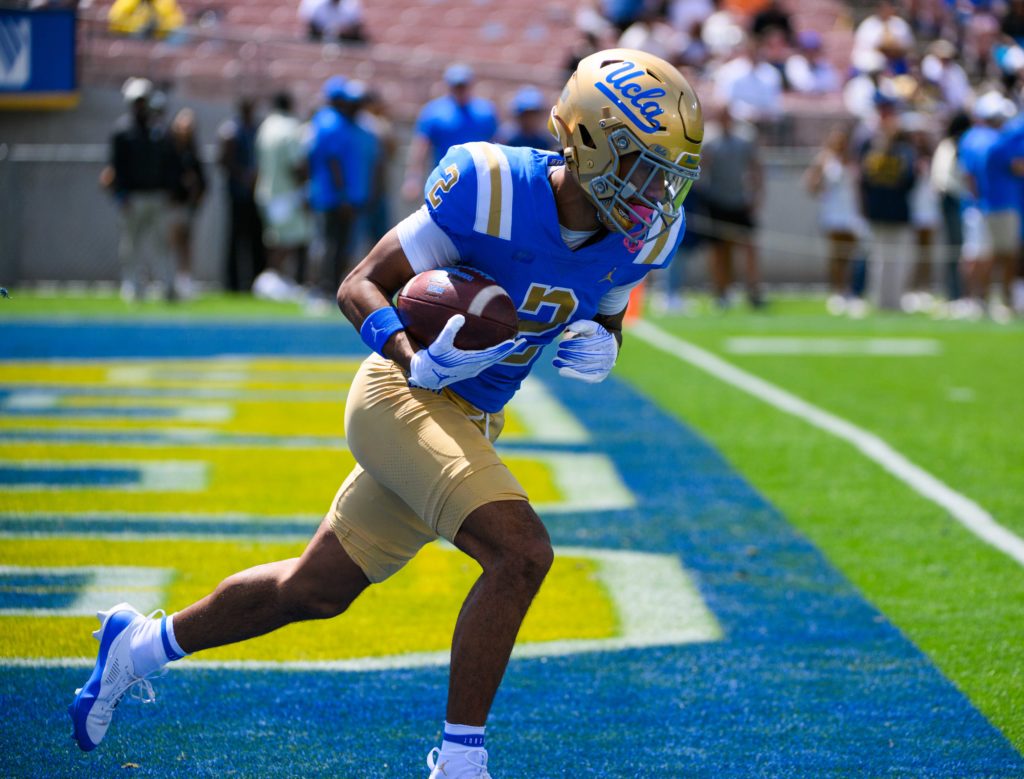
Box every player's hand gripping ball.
[396,267,518,349]
[398,267,522,391]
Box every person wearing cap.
[495,86,556,150]
[308,76,357,295]
[856,92,918,311]
[400,63,498,202]
[108,77,174,302]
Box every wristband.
[359,306,405,357]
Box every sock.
[439,721,486,755]
[129,613,188,677]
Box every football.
[396,267,519,350]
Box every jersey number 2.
[428,165,460,208]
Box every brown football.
[396,267,519,350]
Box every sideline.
[630,320,1024,568]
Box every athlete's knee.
[493,535,553,590]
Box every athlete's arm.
[336,229,419,373]
[594,309,625,348]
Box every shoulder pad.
[630,211,688,269]
[425,142,515,241]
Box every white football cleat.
[427,746,492,778]
[68,603,157,751]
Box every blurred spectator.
[668,0,713,35]
[599,0,647,33]
[804,124,867,315]
[337,80,381,278]
[298,0,366,42]
[852,0,914,75]
[844,49,896,126]
[307,76,355,296]
[963,9,1002,82]
[903,112,941,312]
[218,97,266,292]
[618,7,684,63]
[785,30,839,94]
[497,86,557,150]
[652,189,706,313]
[1003,0,1024,47]
[563,30,602,81]
[108,0,184,39]
[712,39,782,124]
[401,64,498,202]
[108,78,172,302]
[253,91,311,301]
[698,104,764,308]
[968,92,1021,319]
[921,39,971,115]
[751,0,793,44]
[701,1,745,61]
[358,88,398,247]
[165,107,206,301]
[857,94,917,311]
[930,111,972,303]
[758,27,792,90]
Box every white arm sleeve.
[597,279,642,315]
[396,205,461,273]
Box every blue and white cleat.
[68,603,157,752]
[427,747,492,778]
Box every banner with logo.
[0,7,77,109]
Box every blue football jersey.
[422,142,687,413]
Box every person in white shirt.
[298,0,365,42]
[804,124,867,314]
[853,0,914,72]
[786,30,839,94]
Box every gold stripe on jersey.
[481,144,504,238]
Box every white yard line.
[630,320,1024,568]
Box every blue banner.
[0,7,77,108]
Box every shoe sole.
[68,603,138,752]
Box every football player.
[68,49,702,779]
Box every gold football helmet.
[549,49,703,248]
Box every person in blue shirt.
[308,75,355,294]
[69,48,703,779]
[401,63,498,202]
[958,91,1017,316]
[496,86,558,151]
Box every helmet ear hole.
[578,124,597,150]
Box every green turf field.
[1,291,1021,754]
[619,297,1024,750]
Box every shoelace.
[95,609,167,723]
[426,747,491,778]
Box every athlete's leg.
[446,500,553,726]
[172,517,371,654]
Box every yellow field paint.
[0,438,561,514]
[0,539,616,661]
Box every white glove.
[409,314,522,391]
[552,320,618,383]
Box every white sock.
[129,613,187,677]
[439,721,486,755]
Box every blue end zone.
[0,572,90,610]
[1,321,1022,777]
[0,466,140,487]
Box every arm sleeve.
[396,205,461,273]
[597,279,642,315]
